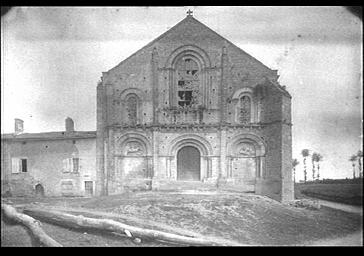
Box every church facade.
[96,13,294,202]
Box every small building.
[1,118,96,197]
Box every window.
[72,158,79,173]
[62,157,80,173]
[126,94,138,124]
[21,159,27,172]
[238,95,251,124]
[11,158,27,173]
[176,58,200,107]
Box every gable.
[105,15,276,82]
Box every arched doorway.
[35,184,45,197]
[177,146,200,181]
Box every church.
[96,11,294,202]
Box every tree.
[301,149,310,183]
[292,159,299,183]
[349,155,358,179]
[311,152,318,181]
[315,153,323,180]
[357,150,363,178]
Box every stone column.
[106,128,115,194]
[152,129,159,180]
[96,80,106,196]
[219,129,227,184]
[168,68,175,108]
[220,46,229,124]
[151,47,159,124]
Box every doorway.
[35,184,45,197]
[177,146,200,181]
[84,181,93,197]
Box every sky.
[1,6,362,180]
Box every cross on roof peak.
[187,9,193,16]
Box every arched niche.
[119,88,146,125]
[116,133,153,180]
[227,133,267,180]
[231,87,257,124]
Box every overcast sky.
[1,6,362,180]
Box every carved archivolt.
[165,45,211,69]
[168,134,213,156]
[228,133,266,157]
[117,133,152,156]
[119,88,146,102]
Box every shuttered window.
[11,158,27,173]
[11,158,20,173]
[62,158,71,173]
[62,158,80,173]
[72,158,79,173]
[21,159,27,172]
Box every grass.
[295,181,363,206]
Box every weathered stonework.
[96,15,294,202]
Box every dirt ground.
[1,191,363,246]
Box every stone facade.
[1,119,96,197]
[96,14,294,202]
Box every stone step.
[153,179,217,191]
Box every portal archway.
[167,134,213,180]
[177,146,201,181]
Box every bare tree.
[292,158,299,183]
[301,149,310,183]
[350,155,358,179]
[315,153,323,180]
[357,150,363,178]
[311,152,318,181]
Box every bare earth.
[1,191,362,246]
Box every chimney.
[14,118,24,135]
[65,117,74,133]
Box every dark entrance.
[35,184,44,197]
[84,181,93,197]
[177,146,200,181]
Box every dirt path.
[316,199,362,215]
[302,199,363,246]
[306,230,362,246]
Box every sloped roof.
[1,131,96,141]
